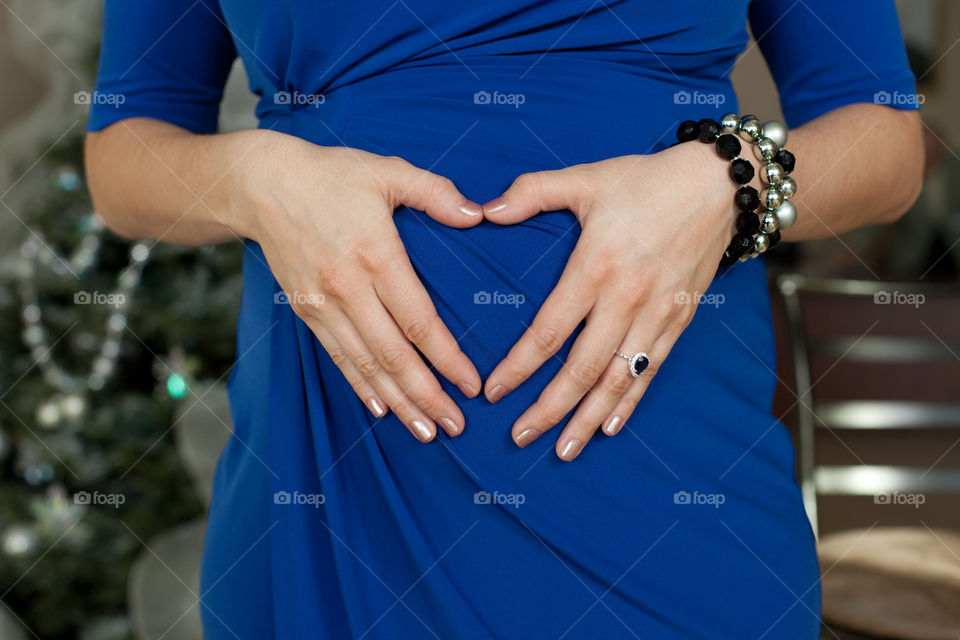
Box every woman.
[85,1,922,637]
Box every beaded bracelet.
[675,114,798,266]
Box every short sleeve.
[87,0,238,134]
[748,0,919,127]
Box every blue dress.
[89,2,918,637]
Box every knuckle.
[513,172,542,200]
[427,174,456,200]
[379,343,408,374]
[355,353,382,378]
[326,346,348,368]
[319,265,352,298]
[569,359,605,389]
[532,325,565,355]
[602,371,634,395]
[403,315,433,345]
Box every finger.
[310,321,389,419]
[481,167,587,224]
[599,326,683,441]
[321,309,443,442]
[374,247,481,398]
[384,157,483,228]
[484,253,596,403]
[553,316,674,462]
[509,298,632,448]
[341,292,466,437]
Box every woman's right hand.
[230,131,484,442]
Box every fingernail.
[602,415,623,436]
[459,201,483,217]
[368,397,385,417]
[515,428,539,447]
[439,417,462,436]
[558,438,583,461]
[487,384,506,403]
[412,420,434,442]
[458,379,477,397]
[482,198,508,215]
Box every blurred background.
[0,1,957,639]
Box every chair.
[774,274,960,640]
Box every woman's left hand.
[481,141,736,461]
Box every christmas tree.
[0,132,244,639]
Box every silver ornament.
[762,187,784,210]
[761,120,788,149]
[754,233,770,253]
[779,176,797,200]
[775,200,798,229]
[740,119,762,142]
[721,113,740,131]
[761,213,780,234]
[755,137,779,160]
[761,162,784,186]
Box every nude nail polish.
[458,380,477,397]
[483,198,508,215]
[459,201,483,217]
[412,420,434,442]
[515,428,539,447]
[440,417,462,436]
[488,384,506,403]
[368,397,385,417]
[603,415,623,436]
[559,438,583,461]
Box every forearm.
[84,118,263,245]
[777,103,923,240]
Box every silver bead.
[762,187,784,210]
[721,113,740,131]
[754,137,779,160]
[754,233,770,253]
[779,176,797,200]
[775,200,798,229]
[761,120,788,149]
[761,212,780,234]
[740,119,762,142]
[761,162,784,186]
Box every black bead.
[736,211,761,235]
[730,158,755,184]
[632,354,650,376]
[734,185,760,212]
[767,230,782,248]
[676,120,699,143]
[774,149,796,174]
[720,248,739,266]
[697,118,720,142]
[730,233,754,256]
[715,134,741,160]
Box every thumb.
[384,157,483,228]
[481,168,585,224]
